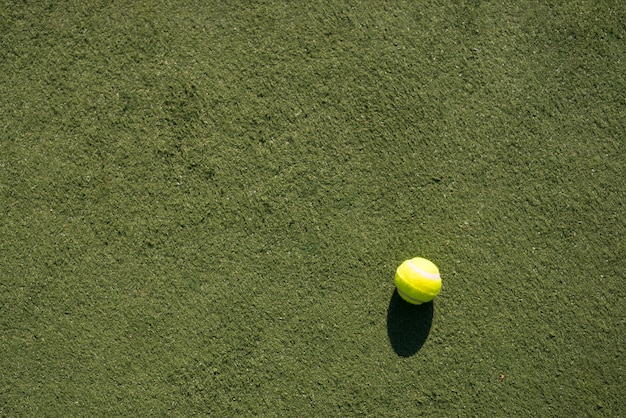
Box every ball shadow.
[386,289,434,357]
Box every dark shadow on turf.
[386,290,433,357]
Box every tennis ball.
[395,257,442,304]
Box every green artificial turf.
[1,0,624,416]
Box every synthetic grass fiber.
[1,0,624,416]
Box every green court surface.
[1,1,624,416]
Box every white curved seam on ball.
[407,259,440,280]
[398,288,425,304]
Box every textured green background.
[1,1,624,416]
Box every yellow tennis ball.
[395,257,442,304]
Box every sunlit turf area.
[1,1,624,415]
